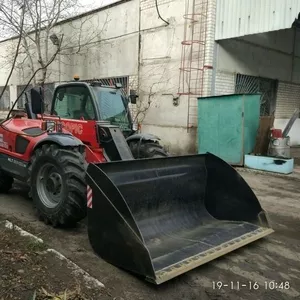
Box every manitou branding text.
[61,122,83,135]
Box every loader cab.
[51,84,97,120]
[51,82,133,132]
[90,85,132,131]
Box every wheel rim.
[36,163,63,208]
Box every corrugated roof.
[216,0,300,40]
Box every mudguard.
[126,133,160,143]
[33,133,84,151]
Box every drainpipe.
[291,27,297,82]
[136,0,142,132]
[211,42,218,96]
[203,0,217,97]
[137,1,142,93]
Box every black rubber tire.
[0,170,14,193]
[28,144,87,227]
[128,140,169,159]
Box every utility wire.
[155,0,169,25]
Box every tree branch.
[0,0,110,88]
[9,34,63,117]
[0,1,25,102]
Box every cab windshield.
[93,87,131,130]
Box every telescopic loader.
[0,80,273,284]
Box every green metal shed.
[197,93,261,166]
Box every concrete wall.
[139,0,217,154]
[0,0,140,107]
[30,0,139,83]
[214,29,300,146]
[139,0,193,154]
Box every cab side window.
[53,86,96,120]
[84,95,96,119]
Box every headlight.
[272,139,280,146]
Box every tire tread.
[28,144,87,227]
[129,141,169,159]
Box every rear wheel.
[0,170,13,193]
[128,140,169,159]
[28,144,87,227]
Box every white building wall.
[48,0,140,83]
[214,29,300,146]
[133,0,217,154]
[138,0,192,154]
[214,70,235,95]
[0,0,140,86]
[0,39,19,85]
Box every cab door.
[51,85,98,147]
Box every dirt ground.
[0,223,107,300]
[0,168,300,300]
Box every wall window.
[0,86,10,110]
[235,74,278,116]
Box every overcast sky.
[78,0,120,13]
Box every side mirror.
[31,88,44,114]
[129,89,138,104]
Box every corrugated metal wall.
[216,0,300,40]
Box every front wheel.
[128,140,169,159]
[28,144,87,227]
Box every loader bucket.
[86,153,273,284]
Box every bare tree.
[132,83,157,124]
[0,1,25,103]
[129,63,178,125]
[0,0,110,88]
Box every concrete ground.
[0,168,300,300]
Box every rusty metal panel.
[216,0,300,40]
[253,116,275,155]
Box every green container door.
[197,94,260,166]
[243,95,261,155]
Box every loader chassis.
[0,114,87,225]
[46,82,168,161]
[0,83,168,225]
